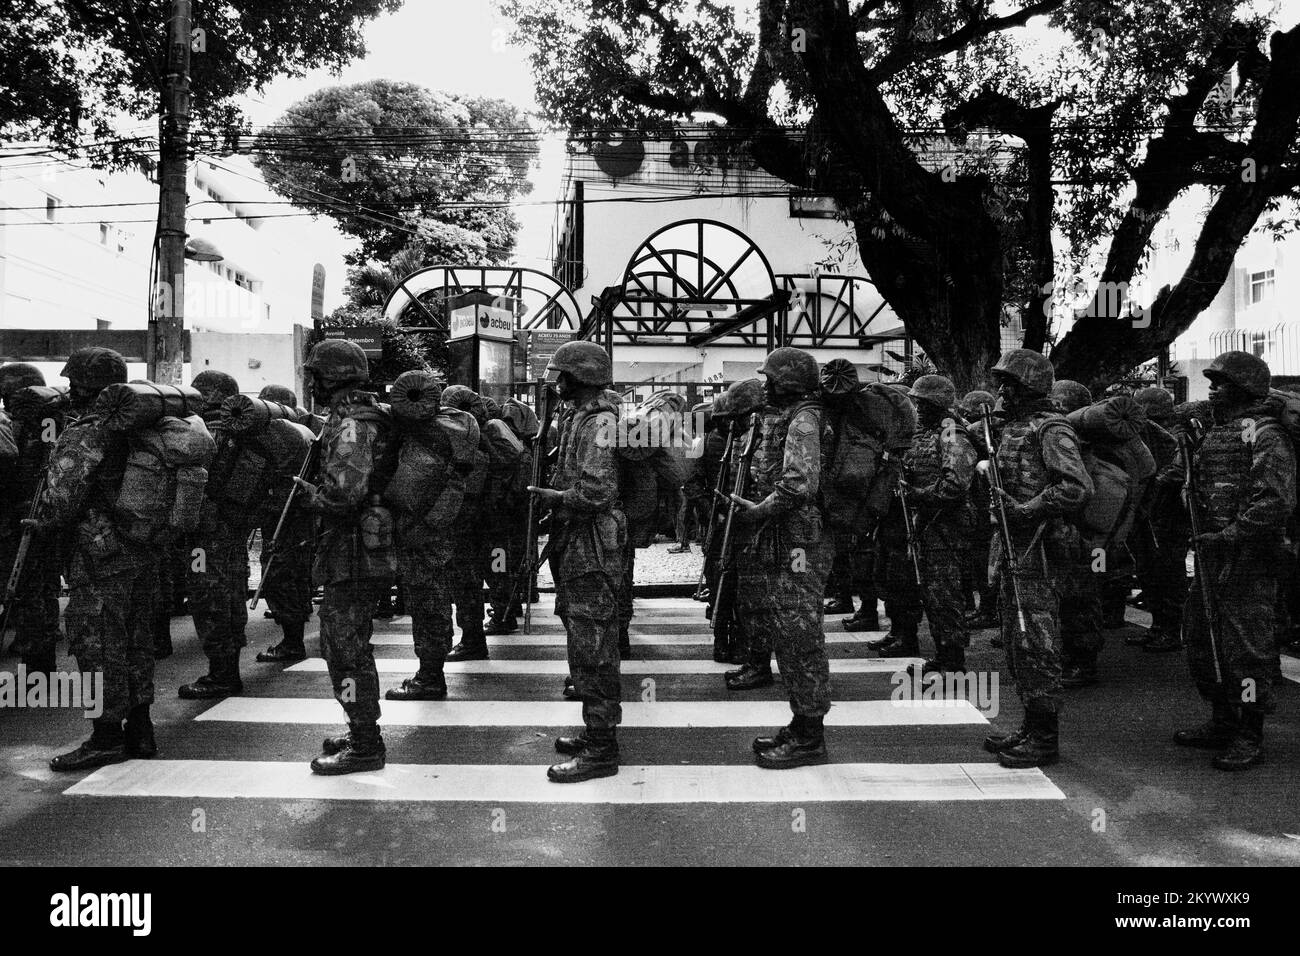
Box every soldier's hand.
[729,494,765,524]
[292,476,318,496]
[992,486,1032,524]
[528,486,562,511]
[19,517,42,531]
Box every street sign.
[527,329,575,379]
[322,327,382,359]
[449,303,516,342]
[310,264,326,322]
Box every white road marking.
[285,658,919,675]
[195,698,989,727]
[65,760,1062,803]
[367,631,882,646]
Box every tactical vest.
[1192,413,1283,532]
[995,408,1072,504]
[905,424,945,488]
[749,399,822,502]
[553,396,620,501]
[326,393,397,499]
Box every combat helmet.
[1204,351,1270,399]
[1133,386,1174,423]
[909,374,957,410]
[61,347,127,390]
[442,385,489,426]
[192,370,240,408]
[546,341,612,387]
[501,398,539,440]
[259,384,298,406]
[304,340,369,389]
[961,389,996,415]
[718,378,766,419]
[1049,379,1093,414]
[0,363,45,401]
[820,358,860,396]
[990,348,1054,396]
[759,347,818,396]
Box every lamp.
[184,236,224,262]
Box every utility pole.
[151,0,192,384]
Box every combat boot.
[915,643,966,678]
[996,706,1059,769]
[320,732,350,756]
[257,620,307,663]
[983,714,1029,753]
[50,720,127,772]
[725,662,774,691]
[752,723,794,754]
[385,668,447,701]
[1212,709,1265,771]
[178,654,243,699]
[311,724,386,775]
[876,632,920,658]
[965,606,999,630]
[554,733,590,756]
[124,704,156,759]
[843,606,880,631]
[484,615,517,636]
[446,639,488,662]
[1142,628,1182,653]
[561,675,578,700]
[824,596,855,615]
[755,715,828,769]
[547,728,618,782]
[1061,660,1099,688]
[1173,702,1238,749]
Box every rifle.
[980,403,1028,636]
[250,437,321,610]
[711,413,759,663]
[1179,421,1223,684]
[0,471,47,640]
[521,381,558,635]
[694,423,736,600]
[897,477,924,587]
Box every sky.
[244,0,566,272]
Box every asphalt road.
[1,596,1297,867]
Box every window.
[100,223,111,245]
[45,195,60,221]
[1250,269,1275,304]
[789,193,839,219]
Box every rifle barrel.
[980,405,1027,635]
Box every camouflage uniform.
[992,401,1092,711]
[308,387,397,739]
[548,394,626,733]
[896,412,978,668]
[736,399,833,717]
[1129,394,1188,648]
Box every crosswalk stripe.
[285,658,919,675]
[367,631,879,646]
[195,698,990,727]
[64,759,1063,803]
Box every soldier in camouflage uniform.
[959,389,999,631]
[731,347,833,769]
[528,341,626,783]
[896,375,978,675]
[1048,380,1107,689]
[178,370,251,699]
[43,348,162,770]
[1173,352,1296,771]
[486,398,539,634]
[254,384,317,663]
[299,340,396,774]
[981,350,1092,769]
[442,385,492,662]
[0,363,63,672]
[1128,386,1188,653]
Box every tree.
[499,0,1300,390]
[252,80,539,265]
[314,302,449,387]
[0,1,400,164]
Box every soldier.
[1128,386,1187,653]
[254,384,317,663]
[1049,379,1107,689]
[297,340,396,774]
[959,389,999,630]
[178,370,251,699]
[442,385,492,662]
[897,375,979,674]
[528,341,625,783]
[0,363,62,671]
[981,349,1092,769]
[1174,352,1295,771]
[731,347,833,769]
[43,348,161,770]
[819,359,869,624]
[486,398,539,634]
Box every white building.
[0,149,351,395]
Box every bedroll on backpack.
[386,407,478,519]
[1066,399,1155,542]
[113,414,216,545]
[95,383,204,431]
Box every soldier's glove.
[528,486,562,512]
[292,476,319,497]
[991,487,1035,527]
[19,517,45,533]
[1195,527,1239,548]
